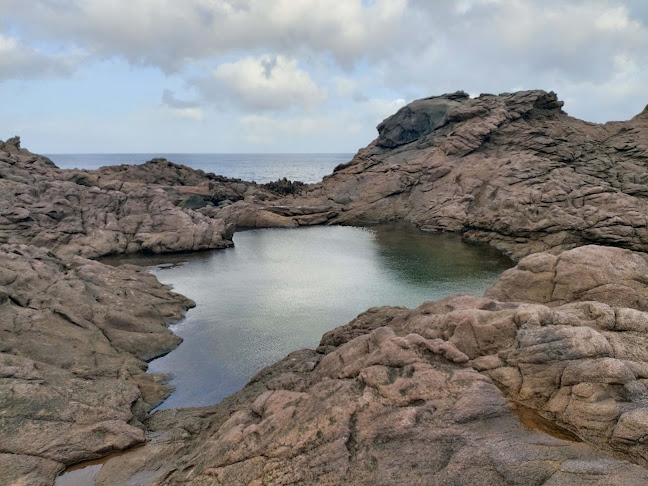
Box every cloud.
[2,0,648,149]
[333,76,368,102]
[168,107,205,121]
[402,0,648,85]
[195,55,327,111]
[0,34,83,80]
[161,89,201,109]
[2,0,409,72]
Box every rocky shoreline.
[2,89,648,485]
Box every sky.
[0,0,647,153]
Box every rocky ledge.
[0,137,284,259]
[3,89,648,485]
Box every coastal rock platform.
[3,89,648,484]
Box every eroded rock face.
[226,89,648,259]
[69,245,648,485]
[0,142,278,259]
[0,244,194,484]
[486,244,648,308]
[87,328,648,486]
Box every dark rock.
[261,177,306,195]
[376,93,465,148]
[177,194,212,210]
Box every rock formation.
[224,90,648,259]
[72,245,648,485]
[3,89,648,485]
[0,139,279,259]
[0,244,194,485]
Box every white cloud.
[595,6,635,31]
[2,0,648,147]
[2,0,409,72]
[198,55,327,111]
[169,107,205,121]
[161,89,201,109]
[240,113,330,144]
[333,76,357,96]
[0,34,83,80]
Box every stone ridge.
[224,89,648,260]
[0,143,280,259]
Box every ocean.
[45,153,355,184]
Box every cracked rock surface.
[0,138,277,259]
[0,243,198,485]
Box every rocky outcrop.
[4,89,648,485]
[225,90,648,260]
[0,244,196,485]
[0,142,278,259]
[69,245,648,485]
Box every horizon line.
[44,152,355,155]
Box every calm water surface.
[45,153,352,183]
[106,224,513,410]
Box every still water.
[107,224,513,410]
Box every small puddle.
[55,448,143,486]
[512,402,582,442]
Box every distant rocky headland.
[2,89,648,485]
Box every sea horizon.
[46,152,355,184]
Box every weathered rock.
[4,89,648,485]
[88,314,648,485]
[486,244,648,308]
[0,244,193,484]
[0,147,276,259]
[50,245,648,485]
[229,90,648,260]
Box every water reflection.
[103,224,513,410]
[372,223,512,285]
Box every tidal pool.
[108,224,513,409]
